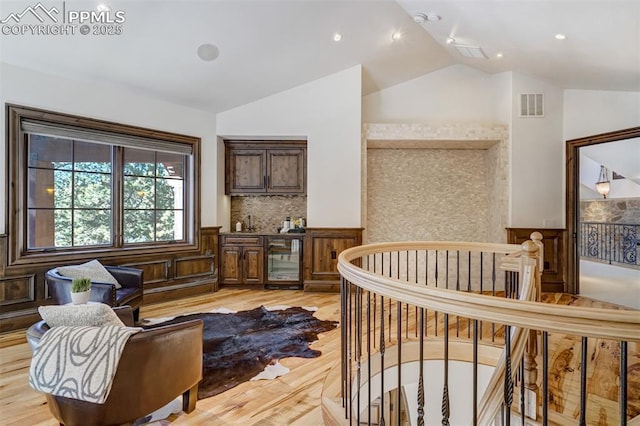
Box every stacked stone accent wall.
[363,123,509,244]
[580,198,640,224]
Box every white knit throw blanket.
[29,325,141,404]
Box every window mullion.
[113,146,124,247]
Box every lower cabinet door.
[243,246,264,284]
[220,246,242,284]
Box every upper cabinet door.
[228,149,267,193]
[267,149,306,194]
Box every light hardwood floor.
[0,289,341,426]
[0,289,636,425]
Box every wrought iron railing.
[322,235,640,425]
[580,222,639,267]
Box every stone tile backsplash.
[230,195,307,233]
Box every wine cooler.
[265,236,303,289]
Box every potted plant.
[70,277,92,304]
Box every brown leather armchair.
[27,306,203,426]
[45,265,144,322]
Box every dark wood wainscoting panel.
[122,260,170,285]
[303,228,362,292]
[507,228,566,293]
[201,227,220,259]
[0,275,35,305]
[175,255,215,279]
[0,228,221,333]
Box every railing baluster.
[341,276,347,414]
[473,319,478,426]
[446,250,450,292]
[423,249,429,336]
[437,248,442,339]
[579,336,588,426]
[373,255,377,350]
[504,325,513,426]
[356,286,362,426]
[492,253,496,343]
[520,353,525,425]
[454,251,460,338]
[621,340,628,425]
[480,252,483,340]
[467,251,472,338]
[397,300,402,426]
[388,296,392,343]
[367,290,372,426]
[542,331,548,426]
[418,307,425,426]
[380,296,385,426]
[442,313,450,426]
[435,249,439,287]
[348,279,353,426]
[389,253,392,343]
[415,250,419,338]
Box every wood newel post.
[529,231,544,302]
[521,239,540,395]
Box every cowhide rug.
[145,305,337,400]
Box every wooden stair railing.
[327,234,639,425]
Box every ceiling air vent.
[453,44,488,59]
[520,93,544,117]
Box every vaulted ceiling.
[1,0,638,113]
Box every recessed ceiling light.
[97,3,110,12]
[555,33,567,40]
[496,52,504,58]
[446,37,455,44]
[197,43,219,61]
[392,31,403,41]
[333,33,342,42]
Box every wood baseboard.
[304,280,340,292]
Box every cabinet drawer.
[221,235,263,246]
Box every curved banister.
[338,243,640,342]
[329,238,639,426]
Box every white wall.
[362,64,569,228]
[563,90,640,140]
[509,72,565,228]
[216,65,362,229]
[0,62,218,235]
[363,64,510,124]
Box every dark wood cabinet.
[267,149,305,193]
[506,228,566,293]
[228,149,266,194]
[219,235,264,286]
[303,228,363,292]
[225,141,306,195]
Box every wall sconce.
[595,165,610,199]
[45,187,55,195]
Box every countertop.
[221,231,306,237]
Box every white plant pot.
[70,290,91,305]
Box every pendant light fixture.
[595,165,610,199]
